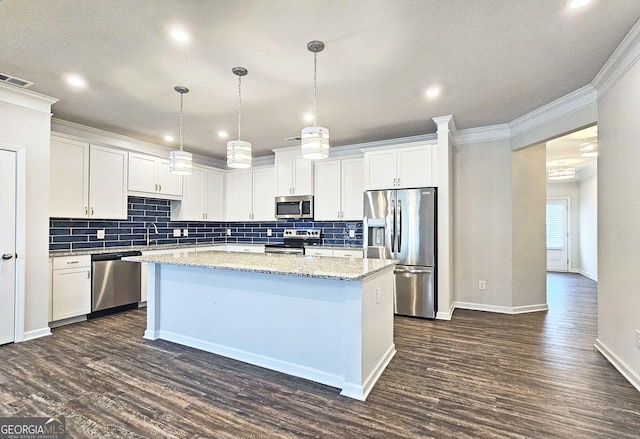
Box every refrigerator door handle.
[394,267,433,274]
[397,199,402,253]
[390,202,396,252]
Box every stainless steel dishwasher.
[91,251,142,314]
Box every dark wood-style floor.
[1,273,639,438]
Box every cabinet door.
[364,149,396,190]
[313,160,341,220]
[128,153,157,193]
[252,167,275,221]
[89,145,128,219]
[52,267,91,321]
[396,145,432,188]
[50,138,89,218]
[293,155,313,195]
[157,159,183,196]
[333,249,363,258]
[181,167,205,221]
[204,168,224,221]
[341,158,364,220]
[275,154,294,196]
[225,170,253,221]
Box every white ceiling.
[1,1,639,161]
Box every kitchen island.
[125,251,397,401]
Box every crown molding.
[592,18,640,100]
[0,82,58,113]
[452,123,511,146]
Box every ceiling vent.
[0,73,33,88]
[283,136,302,142]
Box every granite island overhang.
[124,251,397,401]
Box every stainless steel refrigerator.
[364,188,436,318]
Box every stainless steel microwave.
[275,195,313,219]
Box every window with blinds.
[546,202,565,249]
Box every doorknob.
[2,254,14,260]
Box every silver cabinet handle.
[159,184,162,192]
[66,260,79,264]
[84,207,88,215]
[90,207,94,216]
[87,270,91,279]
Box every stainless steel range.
[264,228,321,255]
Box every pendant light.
[301,40,330,160]
[227,67,252,169]
[579,138,598,157]
[169,86,193,175]
[548,166,576,180]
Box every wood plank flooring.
[1,273,639,438]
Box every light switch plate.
[173,229,181,237]
[183,229,189,237]
[97,229,105,240]
[479,280,487,290]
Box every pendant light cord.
[313,51,318,127]
[237,75,243,141]
[179,91,185,152]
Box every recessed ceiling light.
[164,135,174,142]
[170,28,189,42]
[567,0,591,8]
[303,113,314,122]
[426,87,440,98]
[66,75,86,88]
[218,131,228,138]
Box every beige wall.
[596,53,640,386]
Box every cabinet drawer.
[306,248,334,257]
[52,255,91,270]
[334,250,364,258]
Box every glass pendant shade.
[169,150,193,175]
[227,140,252,168]
[301,126,330,159]
[548,166,576,180]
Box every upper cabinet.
[50,137,128,219]
[314,157,364,221]
[171,166,224,222]
[274,150,313,196]
[363,143,435,190]
[128,152,182,199]
[225,167,275,222]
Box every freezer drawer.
[394,265,435,319]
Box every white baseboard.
[23,326,51,341]
[453,301,548,315]
[436,302,455,320]
[594,339,640,393]
[579,270,598,282]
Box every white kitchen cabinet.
[128,152,182,199]
[225,167,274,222]
[305,248,363,258]
[50,137,128,219]
[274,150,313,196]
[305,248,334,257]
[50,255,91,321]
[314,157,364,221]
[363,144,434,190]
[171,166,224,221]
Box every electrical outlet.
[226,228,232,236]
[478,280,487,290]
[636,329,640,349]
[375,287,381,304]
[173,229,181,237]
[349,229,355,238]
[97,229,105,240]
[183,229,189,237]
[267,228,272,237]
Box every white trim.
[578,269,598,282]
[453,301,548,314]
[594,339,640,393]
[23,326,51,341]
[340,344,396,401]
[592,18,640,100]
[436,302,455,320]
[452,123,511,146]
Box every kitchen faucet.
[146,223,159,246]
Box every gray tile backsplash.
[50,196,363,252]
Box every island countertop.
[125,251,395,281]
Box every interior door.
[0,150,17,344]
[546,198,569,272]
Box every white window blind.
[546,203,565,249]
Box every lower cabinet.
[305,248,364,258]
[50,255,92,322]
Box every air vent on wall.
[0,73,33,88]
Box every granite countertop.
[124,251,395,281]
[49,243,263,258]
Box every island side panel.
[143,263,161,340]
[154,264,349,389]
[341,265,396,401]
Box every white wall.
[0,84,56,340]
[595,47,640,389]
[578,167,597,280]
[547,180,581,272]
